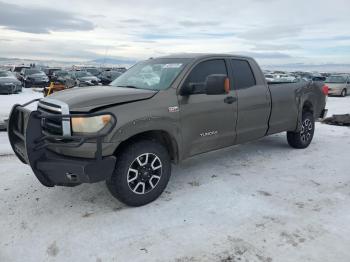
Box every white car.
[265,74,275,82]
[275,74,296,82]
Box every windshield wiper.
[117,85,140,89]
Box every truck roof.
[157,53,253,60]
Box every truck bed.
[267,81,326,135]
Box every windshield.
[0,71,12,77]
[26,69,44,75]
[75,71,93,77]
[326,76,346,83]
[14,67,28,72]
[110,58,191,90]
[56,71,69,77]
[86,68,99,74]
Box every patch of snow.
[0,88,43,123]
[326,95,350,116]
[0,133,12,155]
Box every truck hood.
[44,86,157,112]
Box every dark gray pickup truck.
[8,54,328,206]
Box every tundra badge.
[200,131,218,137]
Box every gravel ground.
[0,96,349,262]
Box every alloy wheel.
[127,153,162,195]
[300,118,313,143]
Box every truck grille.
[37,99,71,136]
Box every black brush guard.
[8,99,117,187]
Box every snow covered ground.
[0,88,43,125]
[0,95,349,262]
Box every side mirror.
[180,74,230,96]
[205,74,230,95]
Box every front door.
[178,59,237,158]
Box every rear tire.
[287,111,315,149]
[106,140,171,206]
[341,89,347,97]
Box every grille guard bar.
[8,99,117,163]
[34,111,117,160]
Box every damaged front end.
[7,99,117,187]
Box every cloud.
[178,20,221,27]
[138,32,234,40]
[0,0,349,67]
[252,43,301,51]
[0,1,94,34]
[240,51,292,59]
[120,19,145,24]
[238,25,303,41]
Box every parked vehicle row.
[263,70,350,97]
[51,69,123,86]
[0,65,126,91]
[264,71,329,83]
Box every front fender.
[109,116,182,156]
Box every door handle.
[224,96,237,104]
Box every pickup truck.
[8,54,328,206]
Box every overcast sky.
[0,0,349,65]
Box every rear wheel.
[341,89,347,97]
[287,112,315,149]
[106,140,171,206]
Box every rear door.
[229,59,271,144]
[178,59,237,158]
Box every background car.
[84,68,102,77]
[52,70,76,88]
[43,68,62,81]
[325,75,350,97]
[0,70,22,94]
[11,65,30,80]
[264,74,275,82]
[99,70,122,85]
[274,74,296,82]
[69,71,101,86]
[19,68,50,88]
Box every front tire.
[106,140,171,206]
[341,89,347,97]
[287,112,315,149]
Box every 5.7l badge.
[168,106,179,113]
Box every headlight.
[71,115,111,134]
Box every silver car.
[326,75,350,97]
[0,70,22,94]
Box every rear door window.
[230,59,256,89]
